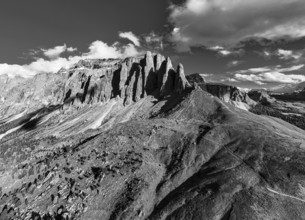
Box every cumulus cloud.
[233,64,305,84]
[0,56,83,78]
[43,44,67,59]
[121,43,140,57]
[42,44,78,59]
[0,64,36,78]
[169,0,305,50]
[84,41,121,59]
[0,35,142,78]
[27,57,81,74]
[119,31,141,46]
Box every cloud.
[27,57,81,74]
[144,32,163,44]
[144,32,164,50]
[209,46,232,56]
[200,73,213,78]
[0,63,35,78]
[0,56,83,78]
[219,50,232,56]
[256,50,272,59]
[121,43,140,57]
[0,35,142,78]
[256,48,304,61]
[233,64,305,84]
[42,44,78,59]
[235,72,305,84]
[67,47,77,52]
[227,78,238,82]
[226,60,243,68]
[234,64,304,74]
[279,65,305,72]
[119,31,141,46]
[221,78,238,82]
[277,49,302,60]
[169,0,305,50]
[209,46,243,56]
[84,41,122,59]
[84,40,141,59]
[43,44,68,59]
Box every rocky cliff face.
[187,73,256,110]
[248,90,276,105]
[62,52,189,107]
[0,52,190,119]
[0,72,65,119]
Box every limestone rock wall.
[63,52,190,107]
[0,52,190,118]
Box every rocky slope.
[248,90,305,130]
[187,73,256,110]
[1,53,305,220]
[248,90,276,105]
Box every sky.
[1,0,305,89]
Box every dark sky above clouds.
[1,0,305,89]
[0,0,168,63]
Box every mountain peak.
[0,52,191,118]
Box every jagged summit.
[63,51,190,106]
[0,52,190,118]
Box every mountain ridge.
[1,52,305,220]
[0,52,190,119]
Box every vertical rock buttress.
[63,51,190,107]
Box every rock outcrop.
[186,73,206,86]
[187,73,256,110]
[205,83,253,103]
[175,63,190,93]
[0,52,190,118]
[0,72,65,118]
[248,90,276,105]
[59,52,191,106]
